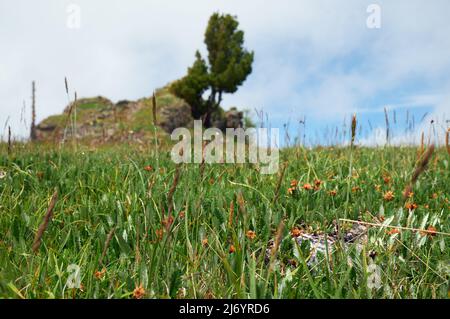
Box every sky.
[1,0,449,146]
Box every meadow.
[0,142,448,299]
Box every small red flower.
[144,165,153,172]
[291,227,302,238]
[386,228,401,235]
[246,230,256,240]
[133,285,146,299]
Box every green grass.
[0,143,448,299]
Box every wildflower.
[314,179,322,187]
[405,202,418,210]
[229,245,236,254]
[421,226,437,238]
[155,229,164,241]
[94,268,106,280]
[352,186,361,193]
[403,189,413,199]
[383,191,395,201]
[133,285,146,299]
[290,180,298,187]
[0,170,6,179]
[287,187,296,195]
[162,216,174,228]
[374,184,381,192]
[386,228,400,235]
[202,238,208,247]
[431,193,438,199]
[303,183,313,191]
[290,227,302,238]
[328,189,337,197]
[246,230,256,240]
[178,211,185,219]
[144,165,153,172]
[383,175,391,184]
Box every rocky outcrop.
[34,85,248,144]
[159,101,194,133]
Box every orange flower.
[246,230,256,240]
[403,190,414,198]
[421,226,437,238]
[387,228,401,235]
[290,180,298,187]
[287,187,296,195]
[155,229,164,241]
[94,268,106,280]
[133,285,146,299]
[303,183,313,190]
[328,189,337,197]
[202,238,209,247]
[314,179,322,187]
[162,216,174,228]
[405,202,418,210]
[178,211,185,219]
[291,227,302,238]
[144,165,153,172]
[352,186,361,193]
[383,175,391,184]
[383,191,395,201]
[431,193,438,199]
[229,245,236,254]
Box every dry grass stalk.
[166,164,182,228]
[64,77,69,95]
[272,162,287,204]
[237,192,246,216]
[135,220,141,265]
[340,218,450,237]
[384,107,390,145]
[32,190,58,253]
[403,144,435,200]
[418,132,424,159]
[228,200,235,228]
[351,113,357,147]
[268,220,285,272]
[62,84,77,144]
[446,129,450,156]
[199,141,207,178]
[7,126,11,155]
[152,92,157,126]
[30,81,37,141]
[99,227,116,266]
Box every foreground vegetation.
[0,143,448,299]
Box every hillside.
[35,84,245,145]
